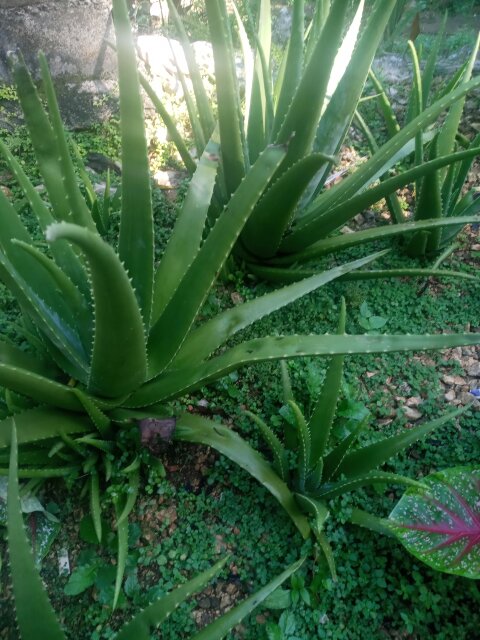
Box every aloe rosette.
[358,19,480,258]
[0,0,480,606]
[145,0,480,281]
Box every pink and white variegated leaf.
[389,466,480,579]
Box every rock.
[442,374,466,386]
[406,396,422,407]
[467,362,480,377]
[403,406,422,421]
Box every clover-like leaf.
[389,466,480,579]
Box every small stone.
[406,396,422,407]
[403,406,422,421]
[198,597,211,609]
[467,362,480,377]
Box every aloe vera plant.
[1,0,480,605]
[359,23,480,259]
[353,466,480,579]
[5,422,305,639]
[174,301,473,574]
[148,0,480,281]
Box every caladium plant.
[147,0,480,282]
[389,466,480,579]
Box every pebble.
[403,406,422,421]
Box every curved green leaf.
[334,405,470,479]
[152,136,219,324]
[7,422,67,639]
[0,408,90,449]
[116,557,229,640]
[113,0,154,327]
[133,333,480,405]
[191,557,305,640]
[172,251,386,368]
[315,471,426,499]
[46,222,147,398]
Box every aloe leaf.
[172,250,386,368]
[407,40,423,181]
[113,0,154,327]
[350,507,397,538]
[354,108,405,224]
[191,558,305,640]
[325,0,365,106]
[276,0,347,170]
[422,13,447,108]
[206,0,246,195]
[312,0,396,189]
[448,132,480,213]
[12,240,92,351]
[116,558,229,640]
[167,38,206,153]
[281,146,480,252]
[410,139,443,254]
[322,415,369,482]
[38,54,96,231]
[152,136,219,324]
[368,69,400,138]
[333,405,470,480]
[389,466,480,579]
[11,56,72,224]
[245,264,478,284]
[437,33,480,166]
[0,408,88,450]
[272,0,303,139]
[308,298,346,465]
[289,400,310,492]
[246,0,272,162]
[135,334,480,405]
[175,413,311,538]
[0,342,89,412]
[315,471,426,500]
[147,144,286,377]
[7,423,66,639]
[242,153,335,258]
[90,471,102,543]
[71,389,111,437]
[116,469,140,526]
[139,73,197,175]
[167,0,215,141]
[296,74,480,241]
[46,222,147,398]
[245,411,288,481]
[280,215,480,263]
[231,1,254,134]
[113,497,129,610]
[0,139,89,294]
[0,202,89,376]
